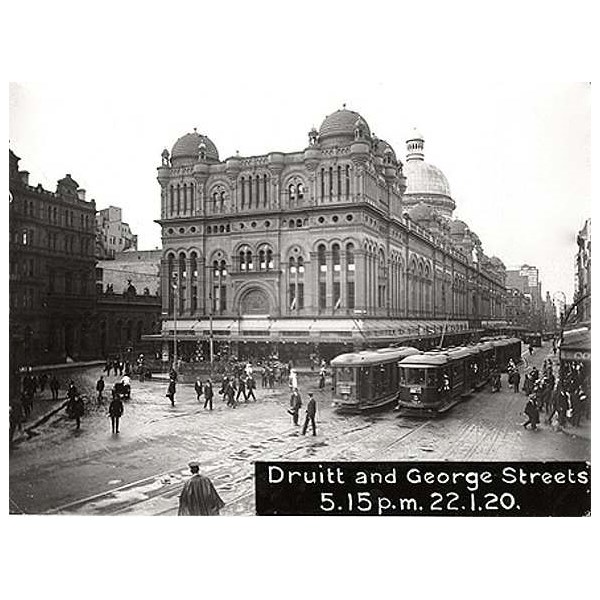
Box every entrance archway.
[240,288,270,315]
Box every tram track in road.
[44,404,437,516]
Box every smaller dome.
[319,108,371,145]
[449,219,469,234]
[375,139,397,162]
[171,129,219,162]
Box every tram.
[331,346,420,412]
[395,337,522,416]
[488,337,522,370]
[396,347,471,415]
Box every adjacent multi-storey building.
[154,108,508,362]
[96,205,138,259]
[9,149,97,366]
[574,218,591,323]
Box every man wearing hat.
[302,392,317,436]
[178,461,225,516]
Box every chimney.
[20,171,29,185]
[77,188,86,201]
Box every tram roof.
[331,346,420,366]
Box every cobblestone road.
[9,344,590,515]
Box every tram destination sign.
[255,461,590,516]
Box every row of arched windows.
[320,164,351,201]
[169,183,195,215]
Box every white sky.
[6,3,593,305]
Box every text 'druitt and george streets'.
[255,461,590,516]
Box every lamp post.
[208,291,214,370]
[172,281,178,372]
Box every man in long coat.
[178,462,225,516]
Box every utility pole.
[172,281,178,372]
[209,291,214,370]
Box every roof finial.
[342,103,347,109]
[193,127,197,133]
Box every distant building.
[574,218,591,322]
[96,205,138,259]
[506,264,544,329]
[96,249,162,358]
[9,149,97,366]
[505,287,533,328]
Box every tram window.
[336,366,354,382]
[399,368,406,385]
[426,371,438,387]
[405,368,426,385]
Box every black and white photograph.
[4,1,595,597]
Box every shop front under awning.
[153,317,474,343]
[560,328,591,362]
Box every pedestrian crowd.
[516,357,590,432]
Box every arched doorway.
[240,288,270,315]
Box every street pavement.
[9,343,590,515]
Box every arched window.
[258,245,274,270]
[378,250,387,309]
[212,259,227,313]
[178,252,187,313]
[288,253,305,311]
[297,183,304,200]
[320,168,325,199]
[345,165,350,198]
[318,243,327,310]
[183,183,188,213]
[241,177,246,209]
[190,183,194,213]
[337,166,342,198]
[176,184,181,213]
[346,243,355,271]
[239,247,253,271]
[190,252,198,312]
[289,184,296,203]
[332,243,341,271]
[263,174,268,206]
[318,244,327,272]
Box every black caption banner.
[255,462,590,516]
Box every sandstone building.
[154,108,508,362]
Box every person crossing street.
[108,394,124,434]
[302,392,317,436]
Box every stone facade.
[155,108,507,361]
[9,149,97,365]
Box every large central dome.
[404,161,451,197]
[318,108,370,146]
[403,129,455,217]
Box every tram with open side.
[331,346,421,412]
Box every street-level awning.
[560,328,591,362]
[155,317,479,343]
